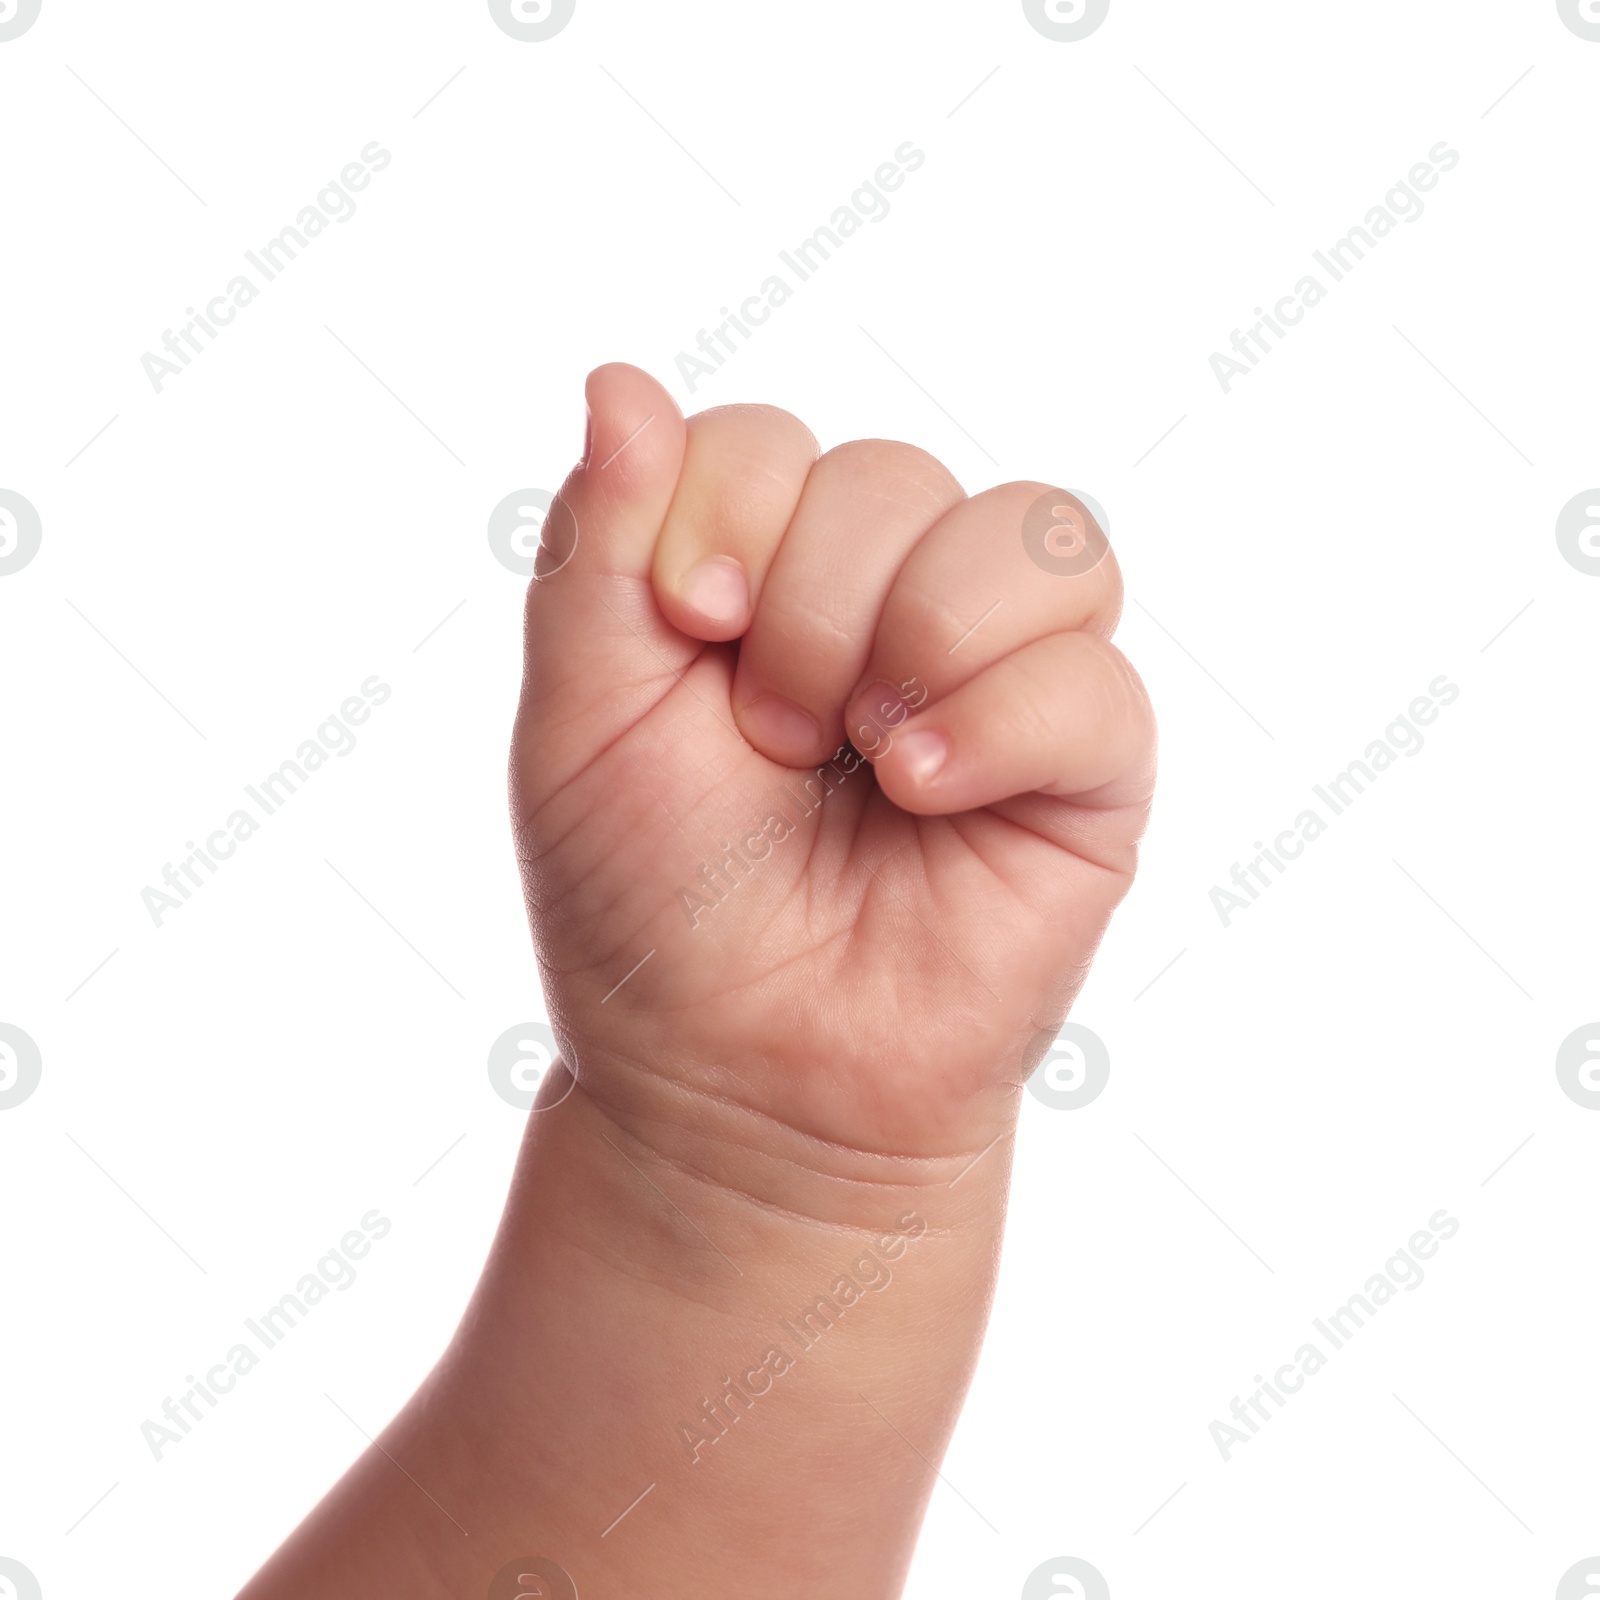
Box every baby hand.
[511,364,1154,1194]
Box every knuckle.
[815,438,963,507]
[690,403,819,462]
[991,480,1123,624]
[1085,636,1154,734]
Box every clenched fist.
[512,362,1155,1183]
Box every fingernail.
[680,557,749,630]
[741,694,819,762]
[895,729,948,784]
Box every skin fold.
[236,363,1156,1599]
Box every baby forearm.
[237,1079,1015,1599]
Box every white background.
[2,2,1598,1596]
